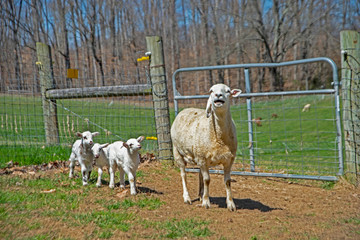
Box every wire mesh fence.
[0,46,158,167]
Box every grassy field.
[1,93,342,177]
[0,167,213,239]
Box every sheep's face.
[76,131,99,148]
[91,143,109,158]
[123,136,145,153]
[206,84,241,117]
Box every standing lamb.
[68,131,99,186]
[91,143,110,187]
[107,136,145,195]
[171,83,241,211]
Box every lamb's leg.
[200,166,211,209]
[119,167,126,189]
[124,167,136,195]
[109,164,116,189]
[68,152,76,178]
[96,167,103,187]
[80,164,88,186]
[224,164,236,211]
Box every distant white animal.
[107,136,145,195]
[91,143,110,187]
[68,131,99,186]
[171,83,241,211]
[302,104,311,112]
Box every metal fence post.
[36,42,59,145]
[146,36,173,160]
[244,68,255,172]
[340,30,360,185]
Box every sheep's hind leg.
[224,165,236,211]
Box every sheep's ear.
[231,89,242,97]
[100,143,109,149]
[137,136,145,143]
[92,132,100,137]
[76,132,82,138]
[123,142,129,149]
[206,96,212,118]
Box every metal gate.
[172,58,343,181]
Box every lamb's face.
[77,131,99,148]
[91,143,101,158]
[91,143,109,158]
[123,136,145,152]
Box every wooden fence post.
[340,30,360,185]
[146,36,173,160]
[36,42,59,145]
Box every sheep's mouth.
[214,99,225,107]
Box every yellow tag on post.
[67,69,78,79]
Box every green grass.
[1,93,342,177]
[0,170,216,239]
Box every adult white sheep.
[171,83,241,211]
[107,136,145,195]
[68,131,99,186]
[91,143,110,187]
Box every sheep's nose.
[215,93,222,98]
[90,141,93,145]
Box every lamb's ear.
[76,132,82,138]
[137,136,145,143]
[123,142,129,149]
[92,132,100,137]
[100,143,109,149]
[231,89,242,97]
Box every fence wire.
[0,49,158,167]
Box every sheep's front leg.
[179,165,192,204]
[200,166,211,209]
[109,164,116,189]
[96,167,103,187]
[68,153,76,178]
[80,164,88,186]
[198,171,204,201]
[224,165,236,211]
[124,167,136,195]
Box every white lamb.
[68,131,99,186]
[107,136,145,195]
[91,143,110,187]
[171,83,241,211]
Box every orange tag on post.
[67,69,78,79]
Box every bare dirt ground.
[1,159,360,239]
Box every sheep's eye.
[129,144,133,147]
[84,136,87,139]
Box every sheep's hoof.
[202,199,211,209]
[109,185,114,189]
[82,182,88,186]
[227,202,236,212]
[183,196,192,205]
[96,183,101,188]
